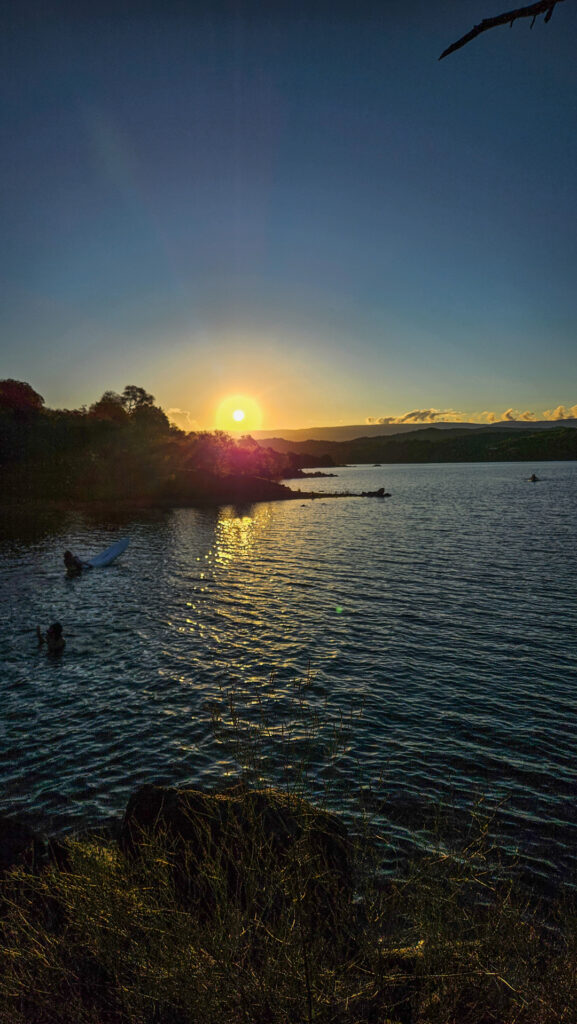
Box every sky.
[2,0,577,434]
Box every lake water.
[1,461,576,891]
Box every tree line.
[264,423,577,465]
[0,379,318,504]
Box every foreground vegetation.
[1,803,575,1023]
[1,678,575,1024]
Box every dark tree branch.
[439,0,565,60]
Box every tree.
[185,430,235,475]
[0,379,44,414]
[121,385,154,413]
[130,404,170,434]
[89,391,128,423]
[440,0,566,59]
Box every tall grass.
[1,674,575,1023]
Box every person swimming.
[64,550,84,575]
[37,622,65,653]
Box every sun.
[215,394,264,432]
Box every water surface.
[1,461,576,889]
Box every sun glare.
[215,395,263,433]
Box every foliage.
[0,676,575,1023]
[130,403,169,433]
[0,380,313,505]
[0,379,44,414]
[89,391,129,423]
[121,385,154,413]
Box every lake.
[1,461,576,891]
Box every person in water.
[64,550,84,575]
[37,622,65,653]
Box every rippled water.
[1,462,576,889]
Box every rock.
[0,812,70,877]
[0,813,42,874]
[361,487,390,497]
[0,812,71,930]
[119,783,352,924]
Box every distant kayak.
[85,537,130,568]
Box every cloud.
[368,404,577,427]
[401,408,463,423]
[366,408,463,425]
[478,408,538,423]
[543,404,577,421]
[167,408,199,431]
[479,408,537,422]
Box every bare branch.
[439,0,565,60]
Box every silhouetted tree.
[121,385,154,413]
[0,379,45,414]
[89,391,128,423]
[185,431,235,475]
[130,403,170,434]
[0,383,308,503]
[440,0,565,59]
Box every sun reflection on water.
[215,505,272,563]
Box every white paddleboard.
[85,537,130,569]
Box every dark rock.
[360,487,390,497]
[119,783,352,924]
[0,812,71,876]
[0,813,41,874]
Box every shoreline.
[0,490,359,516]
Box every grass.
[1,675,575,1023]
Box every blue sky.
[1,0,576,432]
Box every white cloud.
[542,404,577,421]
[367,404,576,427]
[366,408,463,425]
[483,408,536,423]
[167,408,199,431]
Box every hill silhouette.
[254,419,577,445]
[257,424,577,466]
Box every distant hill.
[255,424,577,466]
[253,419,577,445]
